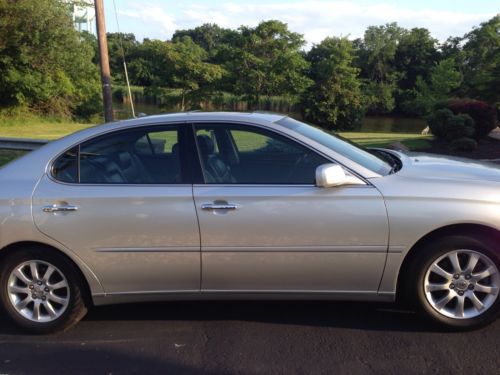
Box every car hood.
[396,152,500,183]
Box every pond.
[113,101,427,134]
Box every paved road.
[0,300,498,374]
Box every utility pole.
[94,0,113,122]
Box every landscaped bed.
[419,137,500,161]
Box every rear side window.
[51,147,78,183]
[51,126,184,184]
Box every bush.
[435,99,497,140]
[427,108,454,139]
[427,108,476,150]
[449,137,478,151]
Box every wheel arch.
[396,223,500,301]
[0,241,96,306]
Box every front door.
[192,123,389,294]
[32,124,201,295]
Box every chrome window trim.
[193,183,373,189]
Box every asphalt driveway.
[0,300,498,374]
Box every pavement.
[0,300,499,375]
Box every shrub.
[427,108,454,139]
[449,137,478,151]
[427,108,476,150]
[444,114,475,141]
[435,99,497,140]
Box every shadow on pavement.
[85,300,437,332]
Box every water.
[113,101,426,134]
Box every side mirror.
[315,164,365,188]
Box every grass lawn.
[0,118,93,140]
[338,132,432,149]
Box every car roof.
[110,111,287,127]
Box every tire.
[409,235,500,330]
[0,248,88,334]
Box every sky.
[95,0,499,48]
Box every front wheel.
[0,249,88,334]
[411,235,500,329]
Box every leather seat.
[196,135,235,183]
[116,151,152,184]
[80,156,126,184]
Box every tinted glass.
[277,117,392,175]
[52,147,78,183]
[52,126,183,184]
[195,124,329,184]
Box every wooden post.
[94,0,113,122]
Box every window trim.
[190,121,371,187]
[48,122,192,186]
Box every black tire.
[0,248,88,334]
[409,235,500,330]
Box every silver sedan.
[0,112,499,333]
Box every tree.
[173,23,238,63]
[127,39,170,87]
[353,23,406,114]
[461,15,500,104]
[0,0,101,118]
[164,37,224,111]
[107,32,139,84]
[226,20,312,106]
[406,58,463,115]
[395,28,439,91]
[302,37,363,130]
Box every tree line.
[0,0,498,131]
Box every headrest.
[117,151,132,169]
[196,135,215,155]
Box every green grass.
[338,132,432,150]
[0,117,93,140]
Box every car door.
[32,124,201,295]
[192,122,389,294]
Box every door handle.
[42,204,79,213]
[201,203,239,211]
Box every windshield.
[277,117,392,176]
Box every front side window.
[277,117,392,175]
[52,126,184,184]
[194,124,329,184]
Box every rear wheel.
[411,235,500,329]
[0,249,88,333]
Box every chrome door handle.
[201,203,239,211]
[43,204,79,213]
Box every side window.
[194,124,330,184]
[52,147,78,183]
[51,126,184,184]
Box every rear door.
[32,124,201,295]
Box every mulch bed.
[419,137,500,161]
